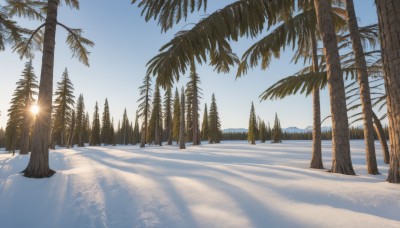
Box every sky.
[0,0,380,130]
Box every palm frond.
[5,0,46,21]
[259,71,327,101]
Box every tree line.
[2,62,222,152]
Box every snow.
[0,141,399,228]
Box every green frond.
[259,71,327,101]
[131,0,207,32]
[12,25,44,58]
[63,0,79,9]
[5,0,46,21]
[60,24,94,66]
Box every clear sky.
[0,0,380,130]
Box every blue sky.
[0,0,380,130]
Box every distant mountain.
[223,126,332,134]
[222,128,248,133]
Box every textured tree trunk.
[167,119,172,145]
[345,0,378,174]
[22,0,58,178]
[192,89,200,145]
[372,111,389,164]
[376,0,400,183]
[314,0,355,175]
[310,32,324,169]
[67,111,75,149]
[179,88,186,149]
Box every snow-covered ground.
[0,141,399,228]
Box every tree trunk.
[179,88,186,149]
[192,89,200,145]
[167,119,172,145]
[313,0,355,175]
[376,0,400,183]
[22,0,58,178]
[345,0,379,174]
[372,111,389,164]
[310,32,324,169]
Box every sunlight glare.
[31,104,39,115]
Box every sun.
[31,104,39,115]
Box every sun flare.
[31,104,39,115]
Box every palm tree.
[344,0,378,174]
[375,0,400,183]
[313,0,354,175]
[18,0,93,178]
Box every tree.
[137,74,152,147]
[73,94,85,147]
[375,0,400,183]
[121,108,129,145]
[132,111,140,145]
[52,68,75,146]
[164,86,173,145]
[148,87,162,145]
[110,118,116,146]
[259,120,267,143]
[172,88,181,144]
[21,0,94,178]
[208,93,222,144]
[201,103,209,141]
[186,63,202,145]
[313,0,354,175]
[344,0,378,174]
[272,113,282,143]
[82,111,90,144]
[248,102,256,145]
[5,60,38,154]
[101,98,111,145]
[90,102,101,146]
[179,87,186,149]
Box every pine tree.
[52,68,75,146]
[185,97,193,143]
[248,102,256,145]
[74,94,85,147]
[164,86,173,145]
[272,113,282,143]
[137,74,152,147]
[90,102,101,146]
[208,94,222,144]
[132,111,140,145]
[83,112,90,144]
[179,87,186,149]
[148,87,163,145]
[260,120,267,143]
[121,108,129,145]
[201,103,209,141]
[186,63,202,145]
[172,88,181,144]
[101,98,111,145]
[110,118,116,146]
[5,60,38,154]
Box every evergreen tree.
[148,87,163,145]
[260,120,267,143]
[137,74,152,147]
[179,87,186,149]
[83,111,90,144]
[110,118,116,146]
[185,97,193,143]
[164,86,173,145]
[5,60,38,154]
[121,108,129,145]
[208,94,222,144]
[248,102,256,145]
[201,103,209,141]
[90,102,101,146]
[52,68,75,146]
[186,63,202,145]
[0,128,5,149]
[101,98,111,145]
[132,111,140,145]
[272,113,282,143]
[74,94,85,147]
[172,88,180,144]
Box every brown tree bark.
[179,87,186,149]
[345,0,379,174]
[376,0,400,183]
[192,86,200,145]
[313,0,355,175]
[310,31,324,169]
[372,111,389,164]
[22,0,58,178]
